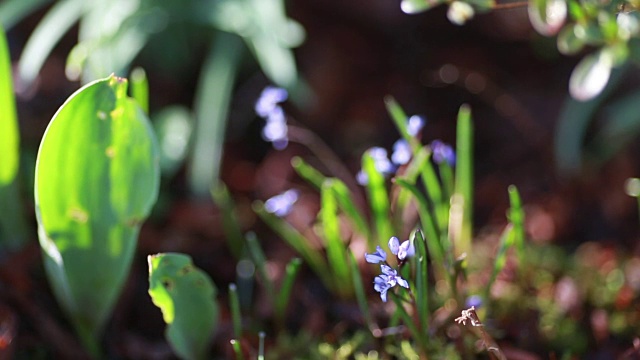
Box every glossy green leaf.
[35,75,160,354]
[0,25,18,186]
[148,253,218,360]
[528,0,567,36]
[413,229,429,333]
[275,258,302,321]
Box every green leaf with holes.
[148,253,218,360]
[34,75,159,355]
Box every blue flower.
[465,295,483,308]
[431,140,456,165]
[388,236,415,260]
[365,246,387,264]
[255,86,288,118]
[373,265,409,302]
[256,86,289,150]
[264,189,299,217]
[391,139,412,166]
[407,115,425,137]
[357,147,396,185]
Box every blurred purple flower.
[365,246,387,264]
[256,86,289,150]
[407,115,425,137]
[465,295,483,308]
[391,139,412,165]
[357,147,396,185]
[388,236,415,260]
[431,140,456,165]
[255,86,288,118]
[264,189,299,217]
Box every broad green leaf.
[0,25,18,186]
[569,49,612,101]
[148,253,218,360]
[528,0,567,36]
[35,75,160,354]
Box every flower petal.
[388,237,400,255]
[398,239,415,260]
[365,246,387,264]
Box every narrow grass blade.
[0,0,51,29]
[291,156,326,190]
[0,24,27,249]
[451,104,473,258]
[390,292,425,349]
[327,179,371,245]
[230,339,244,360]
[253,201,332,288]
[189,31,243,196]
[0,25,19,179]
[507,185,525,267]
[229,283,242,340]
[384,96,420,150]
[258,332,265,360]
[362,152,393,246]
[321,180,352,297]
[275,258,301,321]
[210,183,245,258]
[394,179,443,271]
[17,0,84,87]
[413,229,429,333]
[484,224,513,303]
[244,232,276,301]
[130,67,149,115]
[349,252,373,329]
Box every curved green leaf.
[35,75,159,354]
[148,253,218,360]
[569,49,612,101]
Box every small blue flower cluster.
[265,189,299,217]
[356,115,425,185]
[255,86,289,150]
[431,140,456,166]
[365,236,415,302]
